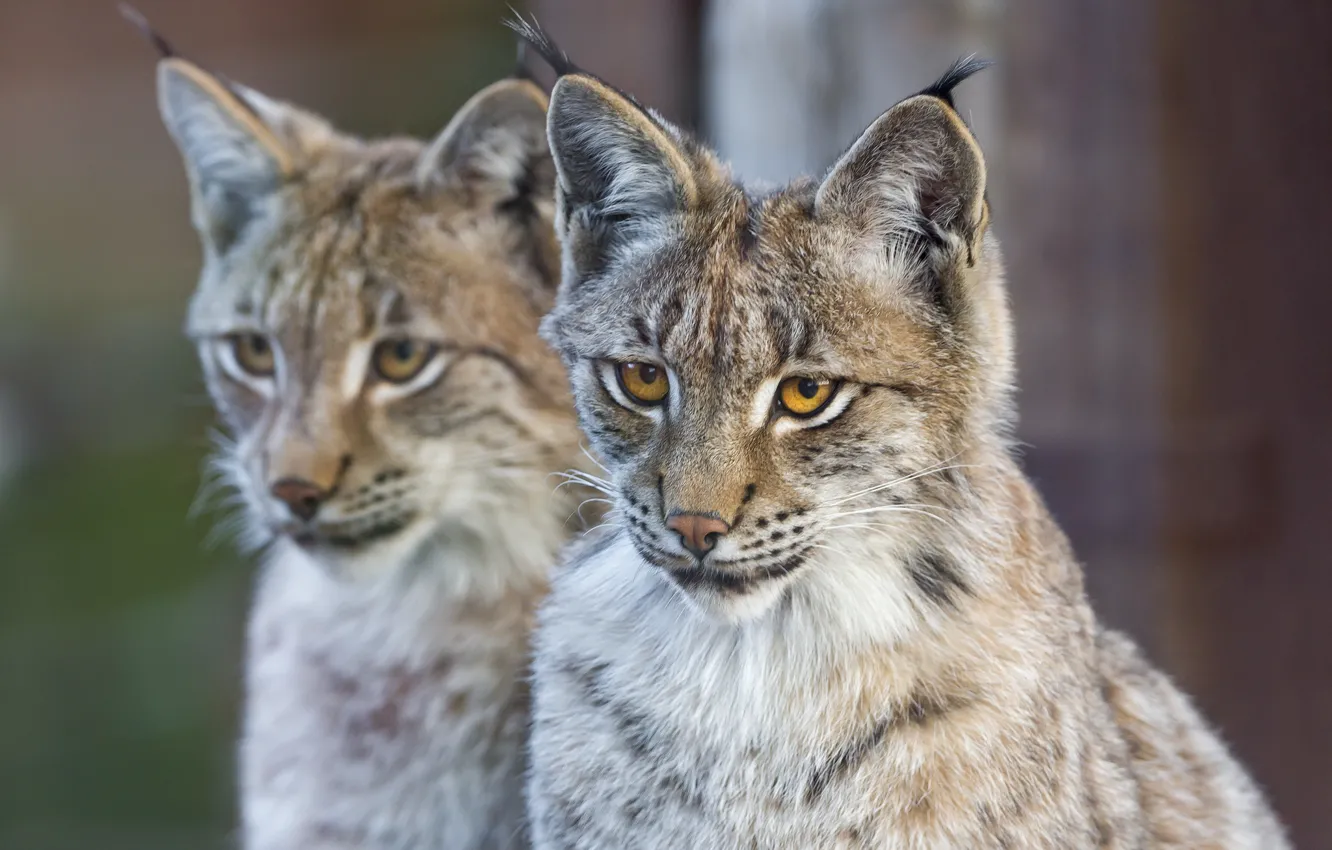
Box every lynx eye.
[777,376,837,417]
[615,361,669,405]
[373,339,437,384]
[230,333,275,377]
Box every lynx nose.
[270,477,330,522]
[666,512,731,560]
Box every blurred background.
[0,0,1327,847]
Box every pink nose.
[270,477,330,521]
[666,512,731,559]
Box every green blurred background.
[1,0,1329,847]
[0,3,521,847]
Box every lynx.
[153,35,586,850]
[512,22,1289,850]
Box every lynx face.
[538,57,1013,620]
[160,60,578,583]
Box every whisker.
[581,514,624,537]
[827,522,902,533]
[549,469,615,496]
[555,465,612,482]
[821,458,982,508]
[568,497,614,525]
[821,462,960,506]
[555,468,614,488]
[579,442,612,476]
[826,503,955,526]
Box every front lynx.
[514,23,1289,850]
[155,47,585,849]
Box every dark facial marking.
[656,295,684,346]
[768,304,811,362]
[631,315,653,346]
[384,289,413,326]
[737,193,762,260]
[906,550,970,607]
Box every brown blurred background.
[0,0,1326,847]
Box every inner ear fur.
[816,94,988,258]
[544,74,697,219]
[416,77,552,200]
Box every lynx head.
[158,56,580,588]
[518,23,1012,621]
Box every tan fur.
[157,59,588,849]
[520,44,1289,849]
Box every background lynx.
[156,45,583,849]
[514,22,1289,850]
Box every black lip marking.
[627,532,681,570]
[297,512,417,550]
[665,550,808,595]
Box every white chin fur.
[670,572,797,624]
[295,518,432,584]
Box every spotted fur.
[156,55,588,849]
[517,28,1289,850]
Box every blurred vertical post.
[1158,1,1332,845]
[1000,1,1168,651]
[703,0,1001,186]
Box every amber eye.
[373,339,437,384]
[615,361,669,405]
[777,376,837,417]
[231,333,275,377]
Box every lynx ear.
[816,58,990,264]
[157,59,317,253]
[417,78,553,211]
[546,74,696,234]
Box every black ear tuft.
[917,55,993,108]
[119,3,177,59]
[504,13,580,78]
[123,5,271,127]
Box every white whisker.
[826,503,955,527]
[821,457,982,508]
[579,442,612,475]
[581,513,624,537]
[549,469,615,496]
[568,497,615,525]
